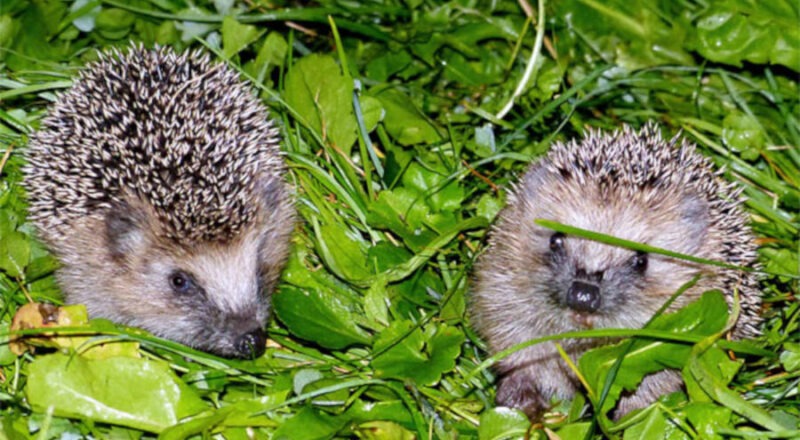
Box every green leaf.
[683,345,743,405]
[284,54,358,153]
[314,221,371,282]
[554,0,693,69]
[359,95,384,133]
[684,342,789,431]
[371,88,442,146]
[26,353,206,433]
[722,112,765,158]
[476,193,503,221]
[372,321,464,385]
[780,342,800,372]
[364,275,390,327]
[580,292,729,415]
[94,8,134,40]
[346,399,414,426]
[401,162,464,212]
[622,406,672,440]
[0,230,29,278]
[253,31,288,70]
[273,285,371,349]
[684,403,732,439]
[355,421,415,440]
[221,15,260,59]
[691,2,800,71]
[0,15,19,56]
[293,368,324,395]
[477,407,530,440]
[273,407,347,440]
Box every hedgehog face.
[514,168,712,331]
[118,228,271,358]
[475,162,715,341]
[95,194,294,359]
[50,188,294,359]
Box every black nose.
[235,328,266,358]
[566,281,601,312]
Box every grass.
[0,0,798,438]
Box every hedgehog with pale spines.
[471,123,760,418]
[24,46,295,358]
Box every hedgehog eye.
[549,233,566,252]
[169,271,194,295]
[632,252,648,273]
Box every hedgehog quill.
[471,123,759,418]
[24,47,295,358]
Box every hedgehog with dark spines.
[24,46,295,358]
[471,123,760,418]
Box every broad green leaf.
[273,407,347,440]
[359,95,384,133]
[555,0,694,69]
[555,422,593,439]
[355,421,415,440]
[0,324,14,366]
[477,407,530,440]
[161,395,286,440]
[0,230,29,278]
[94,8,134,40]
[293,368,324,395]
[580,292,729,415]
[273,285,371,349]
[221,16,260,59]
[26,353,206,433]
[371,88,442,146]
[284,54,358,153]
[722,113,765,159]
[365,49,412,82]
[346,399,414,426]
[684,345,743,405]
[252,31,288,71]
[401,162,464,212]
[622,406,673,440]
[0,15,19,55]
[692,1,800,71]
[760,248,797,282]
[476,193,503,221]
[367,187,461,251]
[780,342,800,372]
[372,321,464,385]
[684,403,732,439]
[684,343,789,431]
[314,221,371,281]
[364,275,390,327]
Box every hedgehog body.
[471,123,759,418]
[24,47,295,358]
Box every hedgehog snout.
[566,280,601,312]
[235,327,266,359]
[562,268,604,313]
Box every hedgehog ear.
[678,194,710,253]
[105,199,147,261]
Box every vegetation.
[0,0,798,438]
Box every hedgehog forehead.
[177,228,264,314]
[516,163,707,270]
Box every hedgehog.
[470,123,760,418]
[23,46,295,359]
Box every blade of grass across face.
[535,219,798,279]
